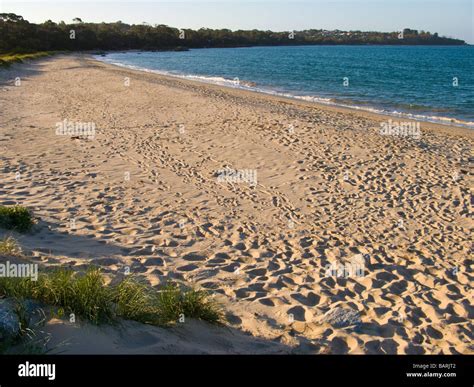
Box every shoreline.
[1,54,472,354]
[94,52,474,131]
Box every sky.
[1,0,473,44]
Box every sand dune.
[0,54,472,354]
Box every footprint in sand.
[182,252,207,261]
[287,305,311,322]
[177,264,199,272]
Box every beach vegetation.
[0,51,54,67]
[0,205,35,232]
[0,267,224,326]
[0,13,466,56]
[0,236,22,256]
[0,299,52,354]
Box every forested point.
[0,13,467,53]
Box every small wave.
[97,57,258,89]
[95,56,474,129]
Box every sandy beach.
[0,54,472,354]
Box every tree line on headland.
[0,13,467,54]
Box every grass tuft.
[0,269,114,324]
[114,278,159,324]
[0,205,35,232]
[0,299,51,354]
[0,52,54,68]
[0,268,224,327]
[157,284,223,325]
[0,236,22,256]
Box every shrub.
[0,205,35,232]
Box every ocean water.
[97,46,474,127]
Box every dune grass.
[0,52,54,68]
[0,236,22,256]
[0,205,35,232]
[0,268,223,326]
[0,298,53,354]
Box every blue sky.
[2,1,473,43]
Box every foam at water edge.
[96,56,474,129]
